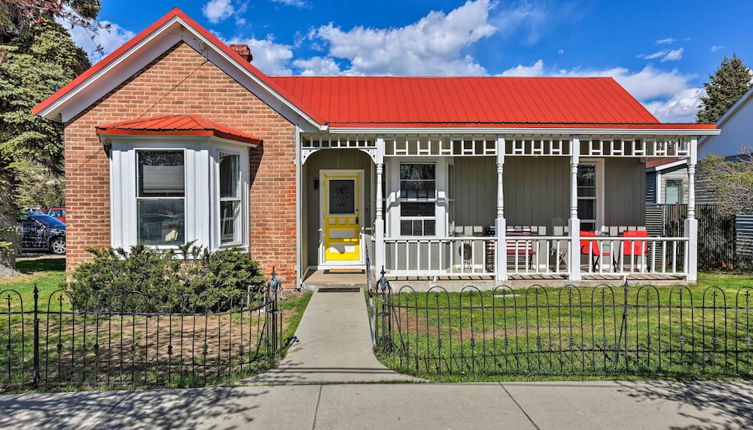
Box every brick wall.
[65,42,298,286]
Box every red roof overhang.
[96,115,262,146]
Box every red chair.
[622,230,648,256]
[580,231,613,271]
[622,230,648,271]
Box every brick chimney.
[229,44,253,62]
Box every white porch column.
[569,137,582,281]
[374,136,386,274]
[495,136,507,282]
[685,137,698,282]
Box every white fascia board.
[41,17,325,131]
[100,134,259,148]
[328,127,720,136]
[646,159,688,172]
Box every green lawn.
[374,272,753,381]
[0,258,66,311]
[0,259,312,391]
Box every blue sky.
[66,0,753,122]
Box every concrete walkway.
[242,291,415,384]
[1,380,752,429]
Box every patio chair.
[621,230,648,271]
[580,231,614,272]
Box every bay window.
[110,140,250,252]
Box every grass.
[374,272,753,382]
[0,259,313,392]
[0,258,66,311]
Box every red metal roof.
[269,76,714,129]
[96,115,262,145]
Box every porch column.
[495,136,507,282]
[374,136,386,274]
[685,137,698,282]
[569,137,582,281]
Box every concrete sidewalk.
[1,380,752,429]
[242,291,415,384]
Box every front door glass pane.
[329,179,355,214]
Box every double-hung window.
[399,163,436,236]
[665,179,682,204]
[577,163,598,232]
[219,152,242,245]
[136,150,185,246]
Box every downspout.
[295,125,302,290]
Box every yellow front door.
[323,172,361,262]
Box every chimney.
[229,44,253,62]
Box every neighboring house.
[698,85,753,159]
[645,158,689,204]
[32,8,719,286]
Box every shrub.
[69,243,265,312]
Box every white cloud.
[202,0,235,24]
[508,60,701,122]
[308,0,497,75]
[640,49,668,60]
[63,19,135,63]
[293,57,342,75]
[661,48,683,62]
[492,1,552,44]
[656,37,676,45]
[272,0,307,7]
[499,59,544,76]
[227,36,294,75]
[644,87,704,123]
[710,45,725,52]
[557,49,564,54]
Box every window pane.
[137,199,185,245]
[400,220,413,236]
[578,199,595,221]
[220,200,240,244]
[400,202,435,217]
[400,180,435,199]
[400,164,435,180]
[578,186,596,198]
[220,153,239,198]
[581,221,596,232]
[138,151,184,197]
[577,165,595,187]
[666,180,680,204]
[329,179,355,214]
[424,220,436,236]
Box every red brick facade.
[64,42,298,285]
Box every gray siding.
[454,157,645,234]
[604,158,645,227]
[303,149,373,268]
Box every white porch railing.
[384,237,495,277]
[505,236,570,276]
[580,237,689,276]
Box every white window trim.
[578,159,605,232]
[109,136,250,253]
[213,145,249,249]
[386,157,448,238]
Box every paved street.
[1,380,752,429]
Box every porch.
[298,133,699,286]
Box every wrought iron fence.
[1,275,284,391]
[369,273,753,377]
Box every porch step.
[324,268,365,274]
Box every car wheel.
[50,237,66,255]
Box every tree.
[0,18,93,272]
[1,0,99,43]
[696,54,752,123]
[698,152,753,216]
